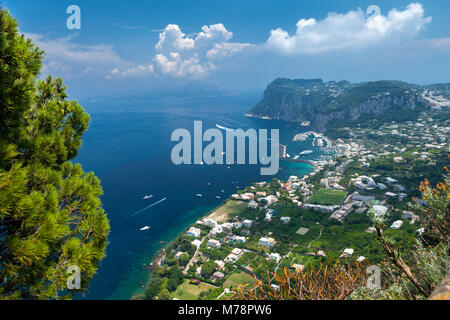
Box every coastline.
[135,160,320,299]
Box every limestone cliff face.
[248,78,428,132]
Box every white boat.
[140,226,151,231]
[196,194,203,197]
[216,196,221,199]
[142,195,153,200]
[299,150,313,156]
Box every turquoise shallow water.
[75,97,319,299]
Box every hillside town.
[146,110,449,300]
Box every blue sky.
[4,0,450,98]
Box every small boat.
[142,195,153,200]
[216,196,221,199]
[140,226,151,231]
[196,194,203,197]
[299,150,313,156]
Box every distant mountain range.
[247,78,450,131]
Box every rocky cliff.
[248,78,439,132]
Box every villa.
[231,248,244,258]
[191,239,202,248]
[269,253,281,263]
[242,219,254,228]
[204,218,217,228]
[215,260,225,270]
[207,239,221,248]
[186,227,201,238]
[340,248,354,258]
[258,237,276,248]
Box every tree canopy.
[0,8,110,299]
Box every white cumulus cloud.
[265,3,432,55]
[110,23,252,79]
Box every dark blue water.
[75,96,320,299]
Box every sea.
[75,92,324,299]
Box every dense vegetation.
[249,77,438,131]
[0,8,109,299]
[234,169,449,300]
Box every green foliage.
[0,8,42,141]
[201,261,217,279]
[308,188,347,206]
[367,171,449,299]
[0,8,109,299]
[167,266,184,292]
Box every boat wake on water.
[122,197,167,222]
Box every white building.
[258,237,276,248]
[241,193,255,200]
[207,239,221,248]
[391,220,404,230]
[186,227,201,238]
[191,239,202,248]
[221,223,234,233]
[372,205,388,217]
[210,226,223,235]
[269,253,281,263]
[340,248,354,258]
[204,218,218,228]
[215,260,225,270]
[242,219,254,228]
[280,217,291,224]
[357,256,366,262]
[263,195,278,206]
[231,248,244,258]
